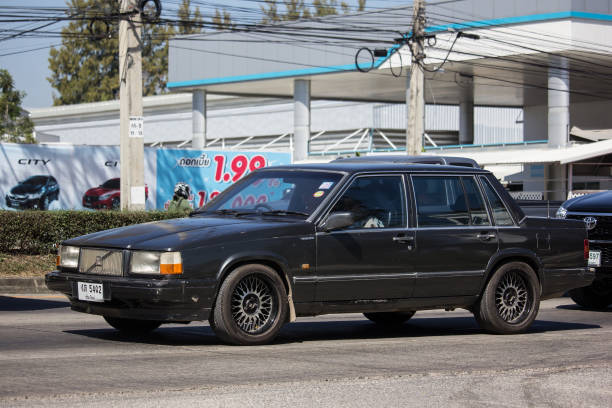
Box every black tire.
[212,264,288,345]
[111,197,120,210]
[37,195,49,210]
[363,311,415,326]
[474,262,540,334]
[569,283,612,309]
[103,316,162,335]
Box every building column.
[547,57,570,200]
[192,90,206,149]
[459,75,474,145]
[293,79,311,161]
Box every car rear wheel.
[212,264,288,345]
[363,311,415,326]
[474,262,540,334]
[569,283,612,309]
[103,316,162,335]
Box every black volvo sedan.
[46,163,594,345]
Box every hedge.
[0,210,183,255]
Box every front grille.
[566,214,612,240]
[84,196,98,204]
[78,248,123,276]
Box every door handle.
[477,232,496,241]
[393,235,414,243]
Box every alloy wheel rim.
[495,271,530,323]
[231,275,276,335]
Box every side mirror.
[320,211,355,232]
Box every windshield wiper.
[212,209,257,217]
[260,210,309,217]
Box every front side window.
[413,176,469,227]
[330,175,406,229]
[480,177,515,226]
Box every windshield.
[201,170,343,217]
[23,176,48,186]
[101,179,120,189]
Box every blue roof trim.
[426,11,612,33]
[168,11,612,89]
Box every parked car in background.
[48,163,593,345]
[83,178,148,210]
[557,191,612,309]
[5,175,59,210]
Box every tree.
[260,0,365,23]
[48,0,203,105]
[0,69,35,144]
[212,9,235,30]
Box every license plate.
[77,282,104,302]
[588,250,601,267]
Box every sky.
[0,0,404,110]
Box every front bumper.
[82,197,112,209]
[45,271,215,322]
[5,196,37,209]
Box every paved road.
[0,295,610,407]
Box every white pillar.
[293,79,310,161]
[192,90,206,149]
[459,75,474,145]
[548,57,569,148]
[546,57,570,200]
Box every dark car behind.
[557,191,612,309]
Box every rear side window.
[461,177,491,226]
[412,176,469,227]
[480,177,514,226]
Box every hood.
[564,191,612,213]
[11,183,42,195]
[63,215,310,251]
[85,186,117,196]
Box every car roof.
[265,161,489,175]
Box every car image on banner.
[5,175,60,210]
[83,178,149,210]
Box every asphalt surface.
[0,295,610,407]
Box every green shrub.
[0,210,182,255]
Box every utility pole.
[119,0,145,210]
[406,0,425,155]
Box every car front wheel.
[474,262,540,334]
[212,264,288,345]
[569,283,612,309]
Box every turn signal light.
[160,252,183,275]
[56,255,61,267]
[584,239,589,260]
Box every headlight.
[556,206,567,219]
[99,192,113,200]
[130,251,182,275]
[58,245,80,268]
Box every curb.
[0,277,52,294]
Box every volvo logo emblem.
[584,217,598,230]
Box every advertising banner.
[155,150,291,210]
[0,144,290,211]
[0,143,158,210]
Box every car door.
[410,174,499,298]
[315,174,416,301]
